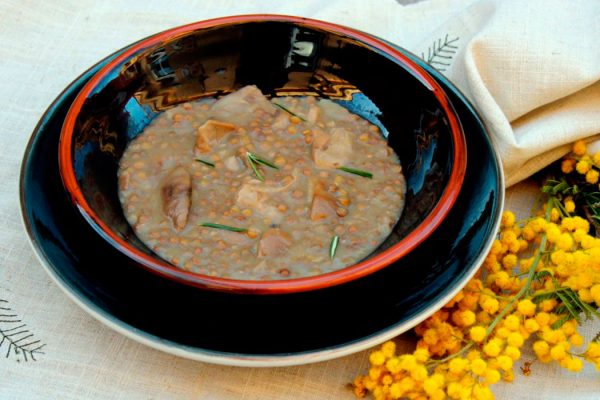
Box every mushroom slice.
[161,166,192,231]
[235,170,301,222]
[257,228,292,258]
[210,85,276,125]
[195,119,236,153]
[310,189,339,221]
[317,99,353,122]
[219,230,253,246]
[236,180,283,223]
[312,127,353,168]
[224,155,244,171]
[271,112,290,131]
[306,104,320,124]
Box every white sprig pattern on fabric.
[0,299,45,362]
[420,34,459,72]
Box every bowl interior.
[62,18,461,290]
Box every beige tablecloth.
[2,1,600,399]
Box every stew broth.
[118,86,406,280]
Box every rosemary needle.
[337,166,373,179]
[273,102,307,121]
[195,159,215,168]
[200,222,247,233]
[330,235,340,259]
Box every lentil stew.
[118,85,406,280]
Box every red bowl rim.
[59,14,467,294]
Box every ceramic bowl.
[58,15,467,294]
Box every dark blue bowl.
[57,15,467,294]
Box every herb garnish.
[329,235,340,259]
[195,159,215,168]
[337,166,373,179]
[273,102,307,122]
[246,152,279,181]
[200,222,247,233]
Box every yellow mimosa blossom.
[572,140,587,156]
[576,160,591,174]
[355,141,600,400]
[484,369,501,384]
[561,158,576,173]
[483,339,503,357]
[369,351,386,366]
[517,299,536,316]
[507,332,525,348]
[504,315,520,331]
[470,358,487,376]
[587,169,599,184]
[468,326,486,343]
[564,198,576,213]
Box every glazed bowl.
[58,15,467,294]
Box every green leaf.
[532,292,558,304]
[572,185,580,195]
[581,300,600,319]
[551,315,572,330]
[533,270,553,283]
[564,289,591,321]
[554,305,568,315]
[555,290,581,323]
[544,286,600,327]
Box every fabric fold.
[408,0,600,186]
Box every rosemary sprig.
[200,222,247,233]
[329,235,340,259]
[273,102,307,121]
[337,166,373,179]
[195,159,215,168]
[248,152,279,169]
[247,155,264,181]
[246,152,278,181]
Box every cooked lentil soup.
[118,86,406,280]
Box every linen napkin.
[403,0,600,186]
